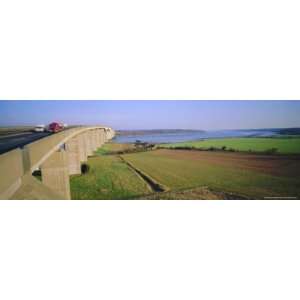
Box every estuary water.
[114,129,278,144]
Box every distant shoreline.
[116,127,300,136]
[114,128,300,144]
[116,129,205,136]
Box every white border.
[1,200,300,300]
[0,0,299,100]
[1,1,300,299]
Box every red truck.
[47,122,64,133]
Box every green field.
[94,143,136,155]
[138,187,245,200]
[122,150,300,199]
[70,155,149,199]
[70,142,300,200]
[161,137,300,154]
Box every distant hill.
[276,127,300,135]
[116,129,205,136]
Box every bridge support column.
[85,131,93,156]
[91,130,97,151]
[65,137,81,175]
[41,150,71,199]
[92,130,98,151]
[78,133,87,162]
[100,129,105,146]
[95,129,101,147]
[90,130,95,151]
[104,130,108,143]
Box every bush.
[208,146,216,151]
[264,148,278,155]
[228,148,235,152]
[81,163,90,174]
[32,170,41,177]
[174,146,192,150]
[221,146,226,151]
[32,170,42,181]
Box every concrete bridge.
[0,126,115,199]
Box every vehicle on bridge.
[34,125,46,132]
[47,122,64,133]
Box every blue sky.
[0,100,299,130]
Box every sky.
[0,100,300,130]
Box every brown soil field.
[122,149,300,198]
[155,149,300,178]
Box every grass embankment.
[160,137,300,154]
[70,155,149,199]
[138,187,245,200]
[122,149,300,199]
[94,143,136,155]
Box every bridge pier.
[100,129,105,146]
[65,137,81,175]
[100,129,105,145]
[40,150,71,199]
[85,131,93,156]
[95,129,101,148]
[92,130,98,151]
[90,130,96,151]
[104,130,108,143]
[0,149,24,199]
[77,133,88,162]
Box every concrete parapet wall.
[12,174,68,200]
[24,128,78,172]
[0,125,114,199]
[100,129,105,145]
[77,133,88,162]
[24,126,113,172]
[0,149,24,199]
[91,130,98,151]
[95,129,101,147]
[41,150,71,199]
[85,131,93,155]
[65,137,81,175]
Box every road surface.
[0,131,52,155]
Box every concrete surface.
[77,133,88,162]
[0,126,115,200]
[65,136,81,175]
[0,149,24,199]
[41,150,71,199]
[12,174,67,200]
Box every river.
[114,129,279,144]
